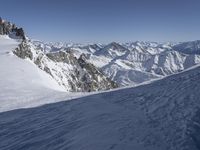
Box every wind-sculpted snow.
[1,65,200,150]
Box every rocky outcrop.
[13,40,33,60]
[0,17,25,39]
[13,40,118,92]
[45,51,118,92]
[76,54,118,91]
[46,51,77,64]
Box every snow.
[0,35,91,112]
[32,40,200,87]
[0,35,19,53]
[173,40,200,54]
[88,55,112,68]
[1,62,200,149]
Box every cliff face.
[44,50,118,92]
[0,17,25,39]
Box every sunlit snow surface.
[0,36,88,112]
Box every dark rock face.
[77,54,118,91]
[78,53,88,68]
[15,28,25,40]
[13,40,33,60]
[0,17,25,39]
[45,52,118,92]
[0,18,11,35]
[46,51,77,65]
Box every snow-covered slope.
[0,35,75,112]
[1,64,200,150]
[34,41,200,86]
[0,36,65,91]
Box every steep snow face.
[0,36,67,92]
[0,35,73,112]
[144,50,186,75]
[102,60,161,86]
[100,42,200,85]
[0,35,19,53]
[122,41,172,55]
[1,64,200,150]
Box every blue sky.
[0,0,200,43]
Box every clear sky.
[0,0,200,43]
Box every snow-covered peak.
[94,42,128,58]
[32,40,200,86]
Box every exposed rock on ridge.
[13,40,118,92]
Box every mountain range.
[33,39,200,86]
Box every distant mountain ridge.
[33,40,200,86]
